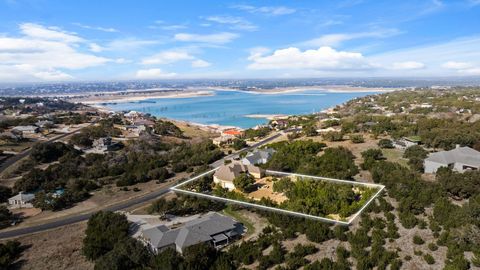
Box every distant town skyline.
[0,0,480,82]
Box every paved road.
[0,130,284,239]
[0,128,87,174]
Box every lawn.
[223,205,255,237]
[382,148,409,167]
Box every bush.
[428,243,438,251]
[83,211,129,260]
[378,139,394,148]
[424,254,435,265]
[350,134,365,143]
[413,235,425,245]
[0,240,23,269]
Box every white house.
[393,137,420,150]
[8,192,35,209]
[424,146,480,174]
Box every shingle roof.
[214,162,262,182]
[243,148,275,164]
[142,212,240,250]
[426,146,480,167]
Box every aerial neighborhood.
[1,87,480,269]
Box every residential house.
[316,127,341,134]
[140,212,244,254]
[212,134,236,146]
[8,192,35,209]
[221,128,243,137]
[393,137,421,150]
[0,131,23,141]
[12,125,39,135]
[213,162,263,190]
[92,137,121,152]
[242,148,275,165]
[424,145,480,174]
[35,120,54,128]
[270,119,288,130]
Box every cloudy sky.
[0,0,480,82]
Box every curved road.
[0,131,284,239]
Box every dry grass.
[3,222,93,270]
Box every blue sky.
[0,0,480,82]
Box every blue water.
[104,90,377,128]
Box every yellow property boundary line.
[171,167,385,225]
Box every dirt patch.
[2,222,93,270]
[248,177,287,204]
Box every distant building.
[92,137,121,152]
[35,120,54,128]
[393,137,421,150]
[0,131,23,141]
[12,125,39,135]
[212,134,236,146]
[424,146,480,174]
[8,192,35,209]
[270,119,288,130]
[213,162,263,190]
[140,212,244,254]
[221,128,243,137]
[242,148,275,165]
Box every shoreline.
[70,90,214,105]
[68,85,399,105]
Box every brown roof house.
[213,161,263,191]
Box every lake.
[103,90,377,128]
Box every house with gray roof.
[242,148,276,165]
[139,212,243,254]
[8,192,35,209]
[424,145,480,174]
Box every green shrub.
[424,254,435,265]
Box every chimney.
[455,144,460,149]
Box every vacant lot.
[2,222,93,270]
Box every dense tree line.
[266,140,358,179]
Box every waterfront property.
[424,145,480,173]
[138,212,244,254]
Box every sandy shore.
[200,85,402,95]
[67,90,214,105]
[244,114,288,120]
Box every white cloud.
[391,61,425,70]
[369,36,480,76]
[301,28,401,47]
[442,61,480,75]
[191,59,211,68]
[20,23,84,43]
[205,16,257,31]
[73,23,118,33]
[232,4,296,16]
[135,68,176,79]
[442,61,473,69]
[89,43,104,52]
[459,68,480,75]
[174,32,239,44]
[247,46,370,70]
[141,51,194,65]
[105,38,160,51]
[0,23,111,82]
[149,21,187,31]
